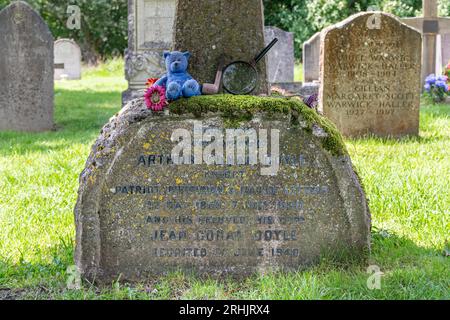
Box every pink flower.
[144,85,168,111]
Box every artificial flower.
[146,78,159,87]
[144,85,168,111]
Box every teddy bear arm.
[155,76,168,87]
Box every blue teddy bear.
[154,51,201,100]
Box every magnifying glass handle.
[254,38,278,64]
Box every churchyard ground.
[0,59,448,300]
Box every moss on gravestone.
[169,95,347,156]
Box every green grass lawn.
[0,60,448,300]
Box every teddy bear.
[154,51,201,100]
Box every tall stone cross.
[401,0,450,83]
[172,0,269,95]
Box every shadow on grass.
[0,89,121,156]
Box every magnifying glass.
[222,38,279,95]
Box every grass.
[0,59,448,300]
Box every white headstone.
[264,26,295,83]
[302,32,321,83]
[54,39,81,80]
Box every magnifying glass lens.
[222,62,257,95]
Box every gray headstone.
[441,34,450,70]
[74,96,370,282]
[264,26,295,83]
[0,1,54,132]
[122,0,177,105]
[319,12,422,137]
[173,0,269,95]
[54,39,82,80]
[303,32,321,83]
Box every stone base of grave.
[122,88,145,107]
[271,82,319,97]
[75,95,370,283]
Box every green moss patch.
[169,94,347,156]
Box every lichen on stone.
[169,94,347,156]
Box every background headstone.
[122,0,176,104]
[54,39,82,80]
[75,96,370,282]
[441,34,450,69]
[319,12,422,137]
[264,26,295,83]
[173,0,269,95]
[0,1,54,132]
[303,32,321,83]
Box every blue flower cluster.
[424,74,449,92]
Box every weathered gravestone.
[264,26,295,83]
[303,32,321,83]
[74,95,371,282]
[122,0,176,104]
[0,1,54,132]
[54,39,82,80]
[441,34,450,69]
[319,12,422,137]
[173,0,269,95]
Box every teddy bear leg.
[166,82,182,100]
[182,79,201,98]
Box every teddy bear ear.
[163,51,171,59]
[183,52,191,59]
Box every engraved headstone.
[264,26,294,83]
[303,32,321,83]
[0,1,54,132]
[75,96,371,282]
[173,0,269,95]
[122,0,176,104]
[54,39,82,80]
[319,12,422,137]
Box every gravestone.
[54,39,82,80]
[264,26,295,83]
[0,1,54,132]
[401,0,450,84]
[319,12,422,137]
[173,0,269,95]
[122,0,176,104]
[303,32,321,83]
[441,34,450,69]
[74,95,371,282]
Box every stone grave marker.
[401,0,450,84]
[0,1,54,132]
[303,32,321,83]
[441,34,450,69]
[74,95,371,282]
[122,0,177,104]
[54,39,82,80]
[319,12,422,137]
[264,26,295,83]
[173,0,269,95]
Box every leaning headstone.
[303,32,321,83]
[54,39,81,80]
[264,26,295,83]
[74,95,371,282]
[0,1,54,132]
[319,12,422,137]
[173,0,269,95]
[122,0,176,104]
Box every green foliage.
[263,0,423,60]
[0,0,127,64]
